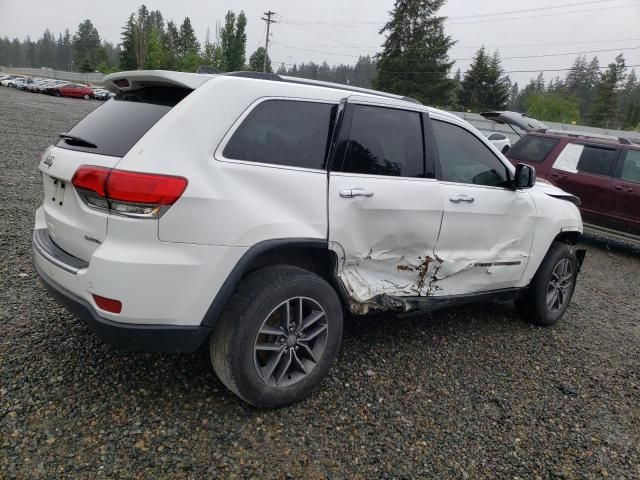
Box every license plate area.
[46,176,67,207]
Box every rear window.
[57,86,191,157]
[508,135,560,163]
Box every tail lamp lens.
[71,166,187,218]
[92,294,122,314]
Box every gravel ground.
[0,86,639,479]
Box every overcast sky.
[1,0,639,85]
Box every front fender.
[518,190,583,287]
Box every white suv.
[33,70,585,407]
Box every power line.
[271,40,640,62]
[270,37,640,52]
[270,60,640,76]
[277,0,633,27]
[447,3,637,25]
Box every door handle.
[449,194,475,204]
[614,185,633,193]
[551,172,567,179]
[340,188,374,198]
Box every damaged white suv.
[33,70,585,407]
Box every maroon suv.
[483,112,640,241]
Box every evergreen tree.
[162,20,180,70]
[374,0,455,105]
[219,11,247,71]
[508,82,519,110]
[120,14,137,70]
[459,47,508,111]
[36,29,56,68]
[144,27,164,69]
[72,20,100,71]
[621,69,640,129]
[133,5,150,69]
[249,47,271,72]
[590,54,627,128]
[178,16,200,65]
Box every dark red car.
[59,84,94,100]
[482,111,640,242]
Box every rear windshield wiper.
[59,132,97,148]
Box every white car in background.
[33,70,585,407]
[1,76,24,87]
[483,131,512,153]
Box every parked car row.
[0,73,113,101]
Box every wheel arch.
[201,239,342,328]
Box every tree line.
[1,0,638,130]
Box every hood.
[481,111,548,132]
[533,180,581,206]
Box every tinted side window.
[576,146,617,176]
[223,100,335,169]
[338,105,423,177]
[619,150,640,183]
[432,120,509,187]
[508,135,560,163]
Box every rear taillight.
[71,165,187,218]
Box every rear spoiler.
[102,70,215,93]
[480,111,548,133]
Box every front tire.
[83,94,90,100]
[517,241,578,326]
[210,265,343,408]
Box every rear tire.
[83,94,90,100]
[210,265,343,408]
[517,241,578,326]
[502,145,510,153]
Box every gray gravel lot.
[0,86,639,479]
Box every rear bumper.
[34,257,211,353]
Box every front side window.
[432,120,509,187]
[336,105,424,177]
[619,150,640,183]
[223,100,335,169]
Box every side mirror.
[514,163,536,189]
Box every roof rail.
[219,71,422,105]
[544,128,633,144]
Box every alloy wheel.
[546,259,573,312]
[254,297,328,387]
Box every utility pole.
[261,11,276,73]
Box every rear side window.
[335,105,423,177]
[619,150,640,183]
[577,145,618,176]
[57,86,191,157]
[432,120,509,187]
[223,100,335,170]
[552,143,618,176]
[508,135,560,163]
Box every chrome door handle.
[340,188,374,198]
[449,194,475,204]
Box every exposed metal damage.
[331,239,531,314]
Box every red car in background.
[59,84,94,100]
[482,111,640,243]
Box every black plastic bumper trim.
[34,260,210,353]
